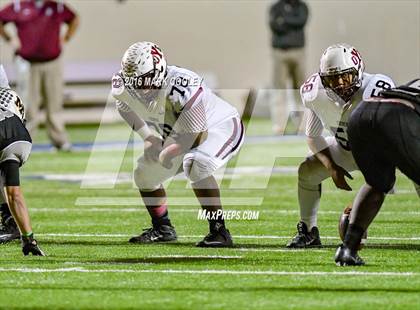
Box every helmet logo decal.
[151,46,163,65]
[351,48,362,67]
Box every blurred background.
[0,0,419,127]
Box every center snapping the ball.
[159,143,183,169]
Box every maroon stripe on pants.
[216,118,238,158]
[222,120,244,159]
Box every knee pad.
[134,162,161,191]
[298,157,323,190]
[183,152,217,183]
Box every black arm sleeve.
[0,160,20,186]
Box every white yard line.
[23,171,418,196]
[36,233,420,241]
[30,208,420,216]
[74,197,264,206]
[0,267,417,277]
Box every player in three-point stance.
[286,43,395,248]
[0,65,44,256]
[111,42,244,247]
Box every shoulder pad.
[111,73,125,98]
[362,73,395,100]
[165,66,204,111]
[300,73,322,105]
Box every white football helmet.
[319,43,364,103]
[120,41,167,107]
[0,88,25,121]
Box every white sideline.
[36,233,420,241]
[30,208,420,216]
[0,267,417,277]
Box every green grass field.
[1,121,419,310]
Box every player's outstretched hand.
[329,164,353,191]
[144,136,164,162]
[22,236,45,256]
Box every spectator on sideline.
[269,0,308,134]
[0,0,79,150]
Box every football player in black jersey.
[335,79,420,266]
[0,67,44,256]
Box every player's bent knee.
[134,165,160,191]
[183,153,215,183]
[298,157,324,187]
[298,158,312,182]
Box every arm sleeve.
[0,160,20,186]
[116,101,148,133]
[305,109,324,137]
[0,4,16,23]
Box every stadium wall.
[0,0,418,90]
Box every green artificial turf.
[0,122,419,310]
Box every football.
[338,203,368,249]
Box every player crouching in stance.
[287,43,395,248]
[0,65,44,256]
[335,79,420,266]
[111,42,244,247]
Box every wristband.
[137,125,152,140]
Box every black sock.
[209,212,225,231]
[0,203,11,221]
[151,211,171,228]
[343,224,365,251]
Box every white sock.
[298,183,321,230]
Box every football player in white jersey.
[111,42,244,247]
[286,44,395,248]
[0,65,44,255]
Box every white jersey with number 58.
[300,72,395,150]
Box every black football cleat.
[334,244,365,266]
[22,235,45,256]
[0,216,20,244]
[196,223,233,248]
[286,221,322,248]
[129,225,177,243]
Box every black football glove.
[21,234,45,256]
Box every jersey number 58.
[370,80,392,97]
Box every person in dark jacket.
[269,0,308,134]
